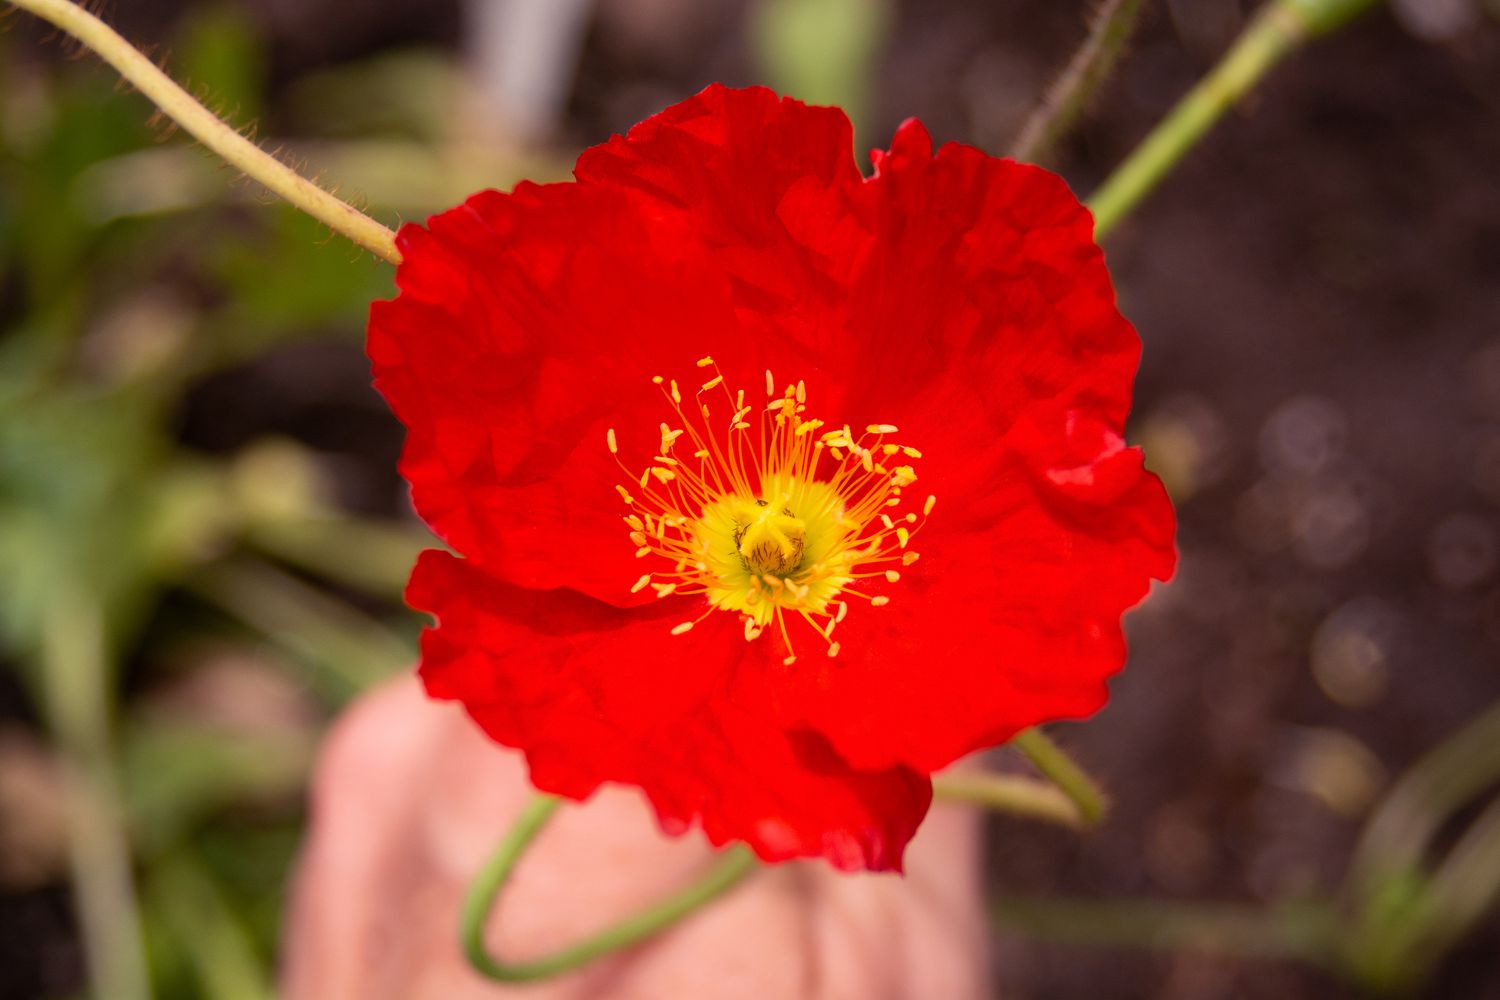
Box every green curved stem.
[932,772,1085,828]
[462,795,760,983]
[7,0,401,263]
[1088,0,1383,239]
[1010,728,1107,826]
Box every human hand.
[281,677,990,999]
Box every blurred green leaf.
[121,720,315,857]
[175,5,267,126]
[283,49,460,141]
[749,0,893,141]
[145,855,276,1000]
[207,204,391,346]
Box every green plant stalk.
[1011,0,1148,164]
[462,795,759,982]
[42,588,152,1000]
[1088,0,1383,238]
[187,559,410,701]
[992,895,1337,963]
[6,0,401,263]
[1346,795,1500,992]
[932,772,1084,827]
[1340,700,1500,991]
[1414,795,1500,974]
[1347,699,1500,895]
[1010,727,1107,826]
[148,857,273,1000]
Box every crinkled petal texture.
[370,84,1176,872]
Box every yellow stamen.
[608,364,935,658]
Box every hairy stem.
[1088,0,1383,238]
[462,795,760,982]
[1012,0,1148,164]
[7,0,401,263]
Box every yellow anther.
[871,595,891,607]
[619,365,926,660]
[902,551,921,566]
[631,574,652,593]
[607,428,618,453]
[924,494,937,515]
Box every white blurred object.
[467,0,597,144]
[1393,0,1481,41]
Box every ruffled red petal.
[372,84,1177,870]
[369,85,871,605]
[409,550,930,871]
[768,410,1175,773]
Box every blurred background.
[1,0,1498,997]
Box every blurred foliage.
[0,2,1497,999]
[748,0,892,144]
[0,8,445,997]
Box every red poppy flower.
[368,84,1175,873]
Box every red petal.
[370,85,876,604]
[373,87,1179,867]
[408,550,931,871]
[772,410,1175,774]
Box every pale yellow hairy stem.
[8,0,403,264]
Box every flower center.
[608,358,934,664]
